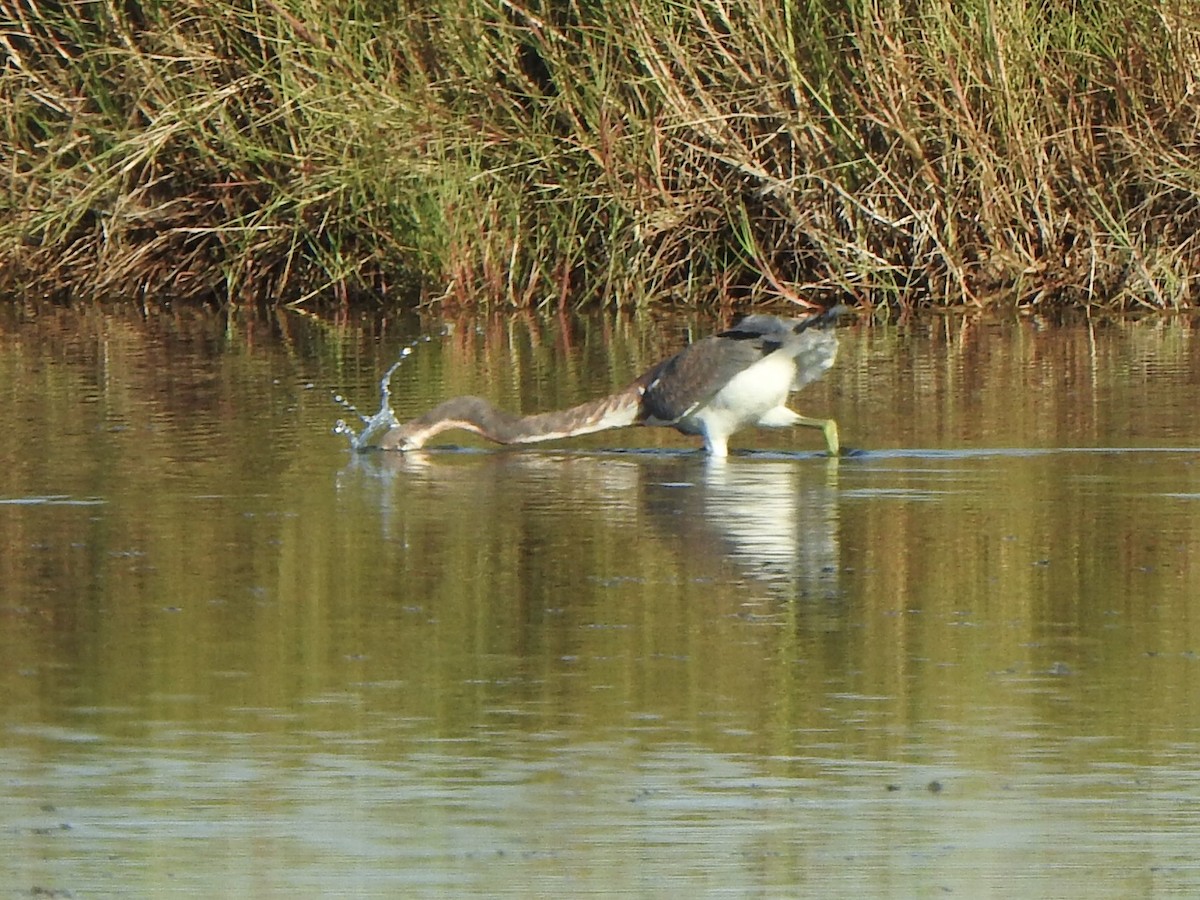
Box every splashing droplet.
[333,336,429,451]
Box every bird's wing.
[640,326,782,423]
[638,309,845,423]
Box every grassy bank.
[3,0,1199,310]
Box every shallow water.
[2,304,1200,897]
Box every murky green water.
[2,304,1199,897]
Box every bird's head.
[379,424,424,452]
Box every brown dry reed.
[2,0,1199,310]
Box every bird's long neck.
[379,382,645,450]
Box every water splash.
[334,338,430,451]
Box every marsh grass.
[3,0,1199,309]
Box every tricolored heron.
[380,306,844,457]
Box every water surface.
[2,305,1199,896]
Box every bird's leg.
[792,415,839,456]
[700,426,729,458]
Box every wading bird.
[380,307,845,457]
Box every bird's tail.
[792,304,849,334]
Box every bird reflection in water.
[353,451,841,601]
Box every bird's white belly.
[709,352,794,416]
[677,352,796,438]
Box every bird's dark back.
[639,312,836,423]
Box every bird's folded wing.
[640,331,776,423]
